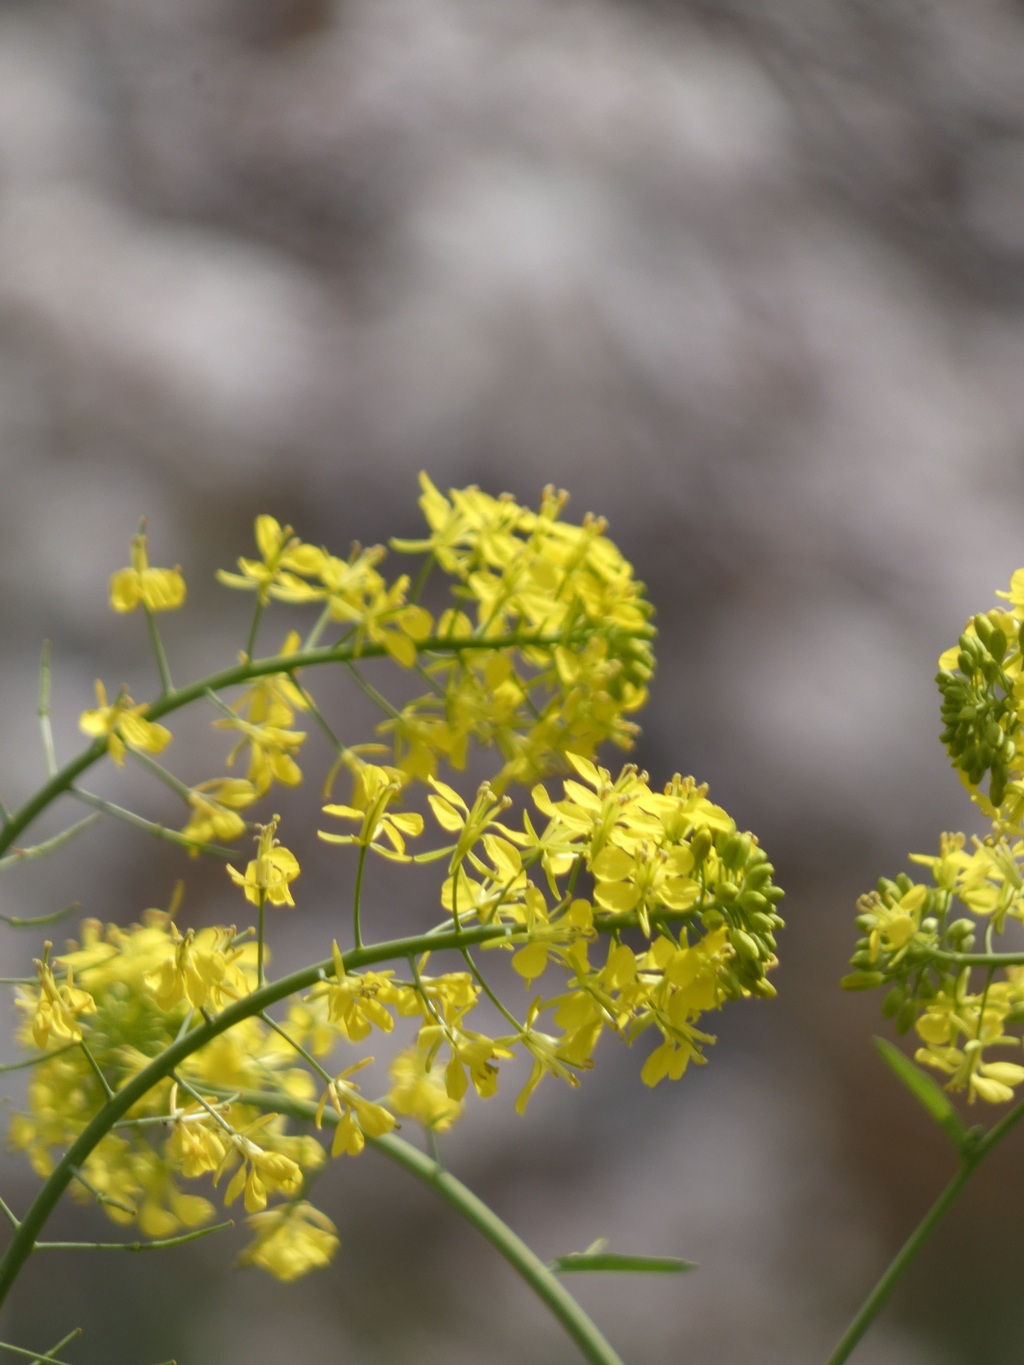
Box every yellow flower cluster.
[936,567,1024,819]
[9,913,328,1265]
[846,816,1024,1104]
[313,752,784,1113]
[84,478,659,867]
[844,566,1024,1109]
[34,478,784,1293]
[213,478,656,793]
[385,476,656,789]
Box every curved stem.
[0,629,590,861]
[826,1097,1024,1365]
[352,843,368,950]
[221,1086,625,1365]
[0,922,517,1309]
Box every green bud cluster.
[700,831,784,997]
[937,613,1021,805]
[605,622,657,698]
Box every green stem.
[409,553,435,605]
[125,746,194,802]
[257,890,267,988]
[929,949,1024,967]
[0,816,100,874]
[30,1327,80,1364]
[37,643,57,778]
[0,629,588,861]
[35,1221,231,1252]
[826,1098,1024,1365]
[343,661,402,721]
[353,843,368,950]
[71,790,236,859]
[246,600,264,663]
[143,607,174,696]
[220,1086,625,1365]
[303,605,333,651]
[0,1342,75,1365]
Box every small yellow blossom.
[320,764,423,861]
[238,1202,339,1281]
[79,680,172,766]
[387,1046,463,1130]
[25,947,97,1048]
[146,925,249,1013]
[217,515,325,607]
[319,941,396,1041]
[109,532,186,614]
[228,818,300,907]
[181,778,257,851]
[215,1112,304,1213]
[313,1057,396,1157]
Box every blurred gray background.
[0,0,1023,1361]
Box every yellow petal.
[109,568,142,613]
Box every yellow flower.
[78,680,172,766]
[228,818,300,907]
[146,925,249,1013]
[25,947,97,1048]
[319,764,423,861]
[217,515,325,607]
[427,778,512,870]
[387,1046,463,1130]
[181,778,257,851]
[502,1000,585,1115]
[590,842,700,936]
[215,1113,304,1213]
[238,1201,339,1281]
[164,1089,228,1177]
[230,633,309,728]
[109,532,186,613]
[313,1057,396,1157]
[320,941,396,1042]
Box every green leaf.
[549,1254,696,1274]
[874,1037,967,1148]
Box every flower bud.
[882,986,904,1019]
[688,828,713,865]
[896,999,917,1034]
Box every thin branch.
[35,1221,232,1252]
[257,890,267,988]
[78,1040,115,1102]
[0,817,100,874]
[0,1197,19,1229]
[37,643,57,778]
[0,1044,85,1073]
[212,1085,626,1365]
[32,1327,81,1364]
[352,843,368,950]
[69,1166,135,1217]
[343,662,402,721]
[259,1012,332,1085]
[825,1096,1024,1365]
[143,605,174,696]
[0,1342,76,1365]
[0,627,594,860]
[0,902,79,931]
[302,604,333,651]
[124,746,193,803]
[70,791,235,859]
[245,599,264,663]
